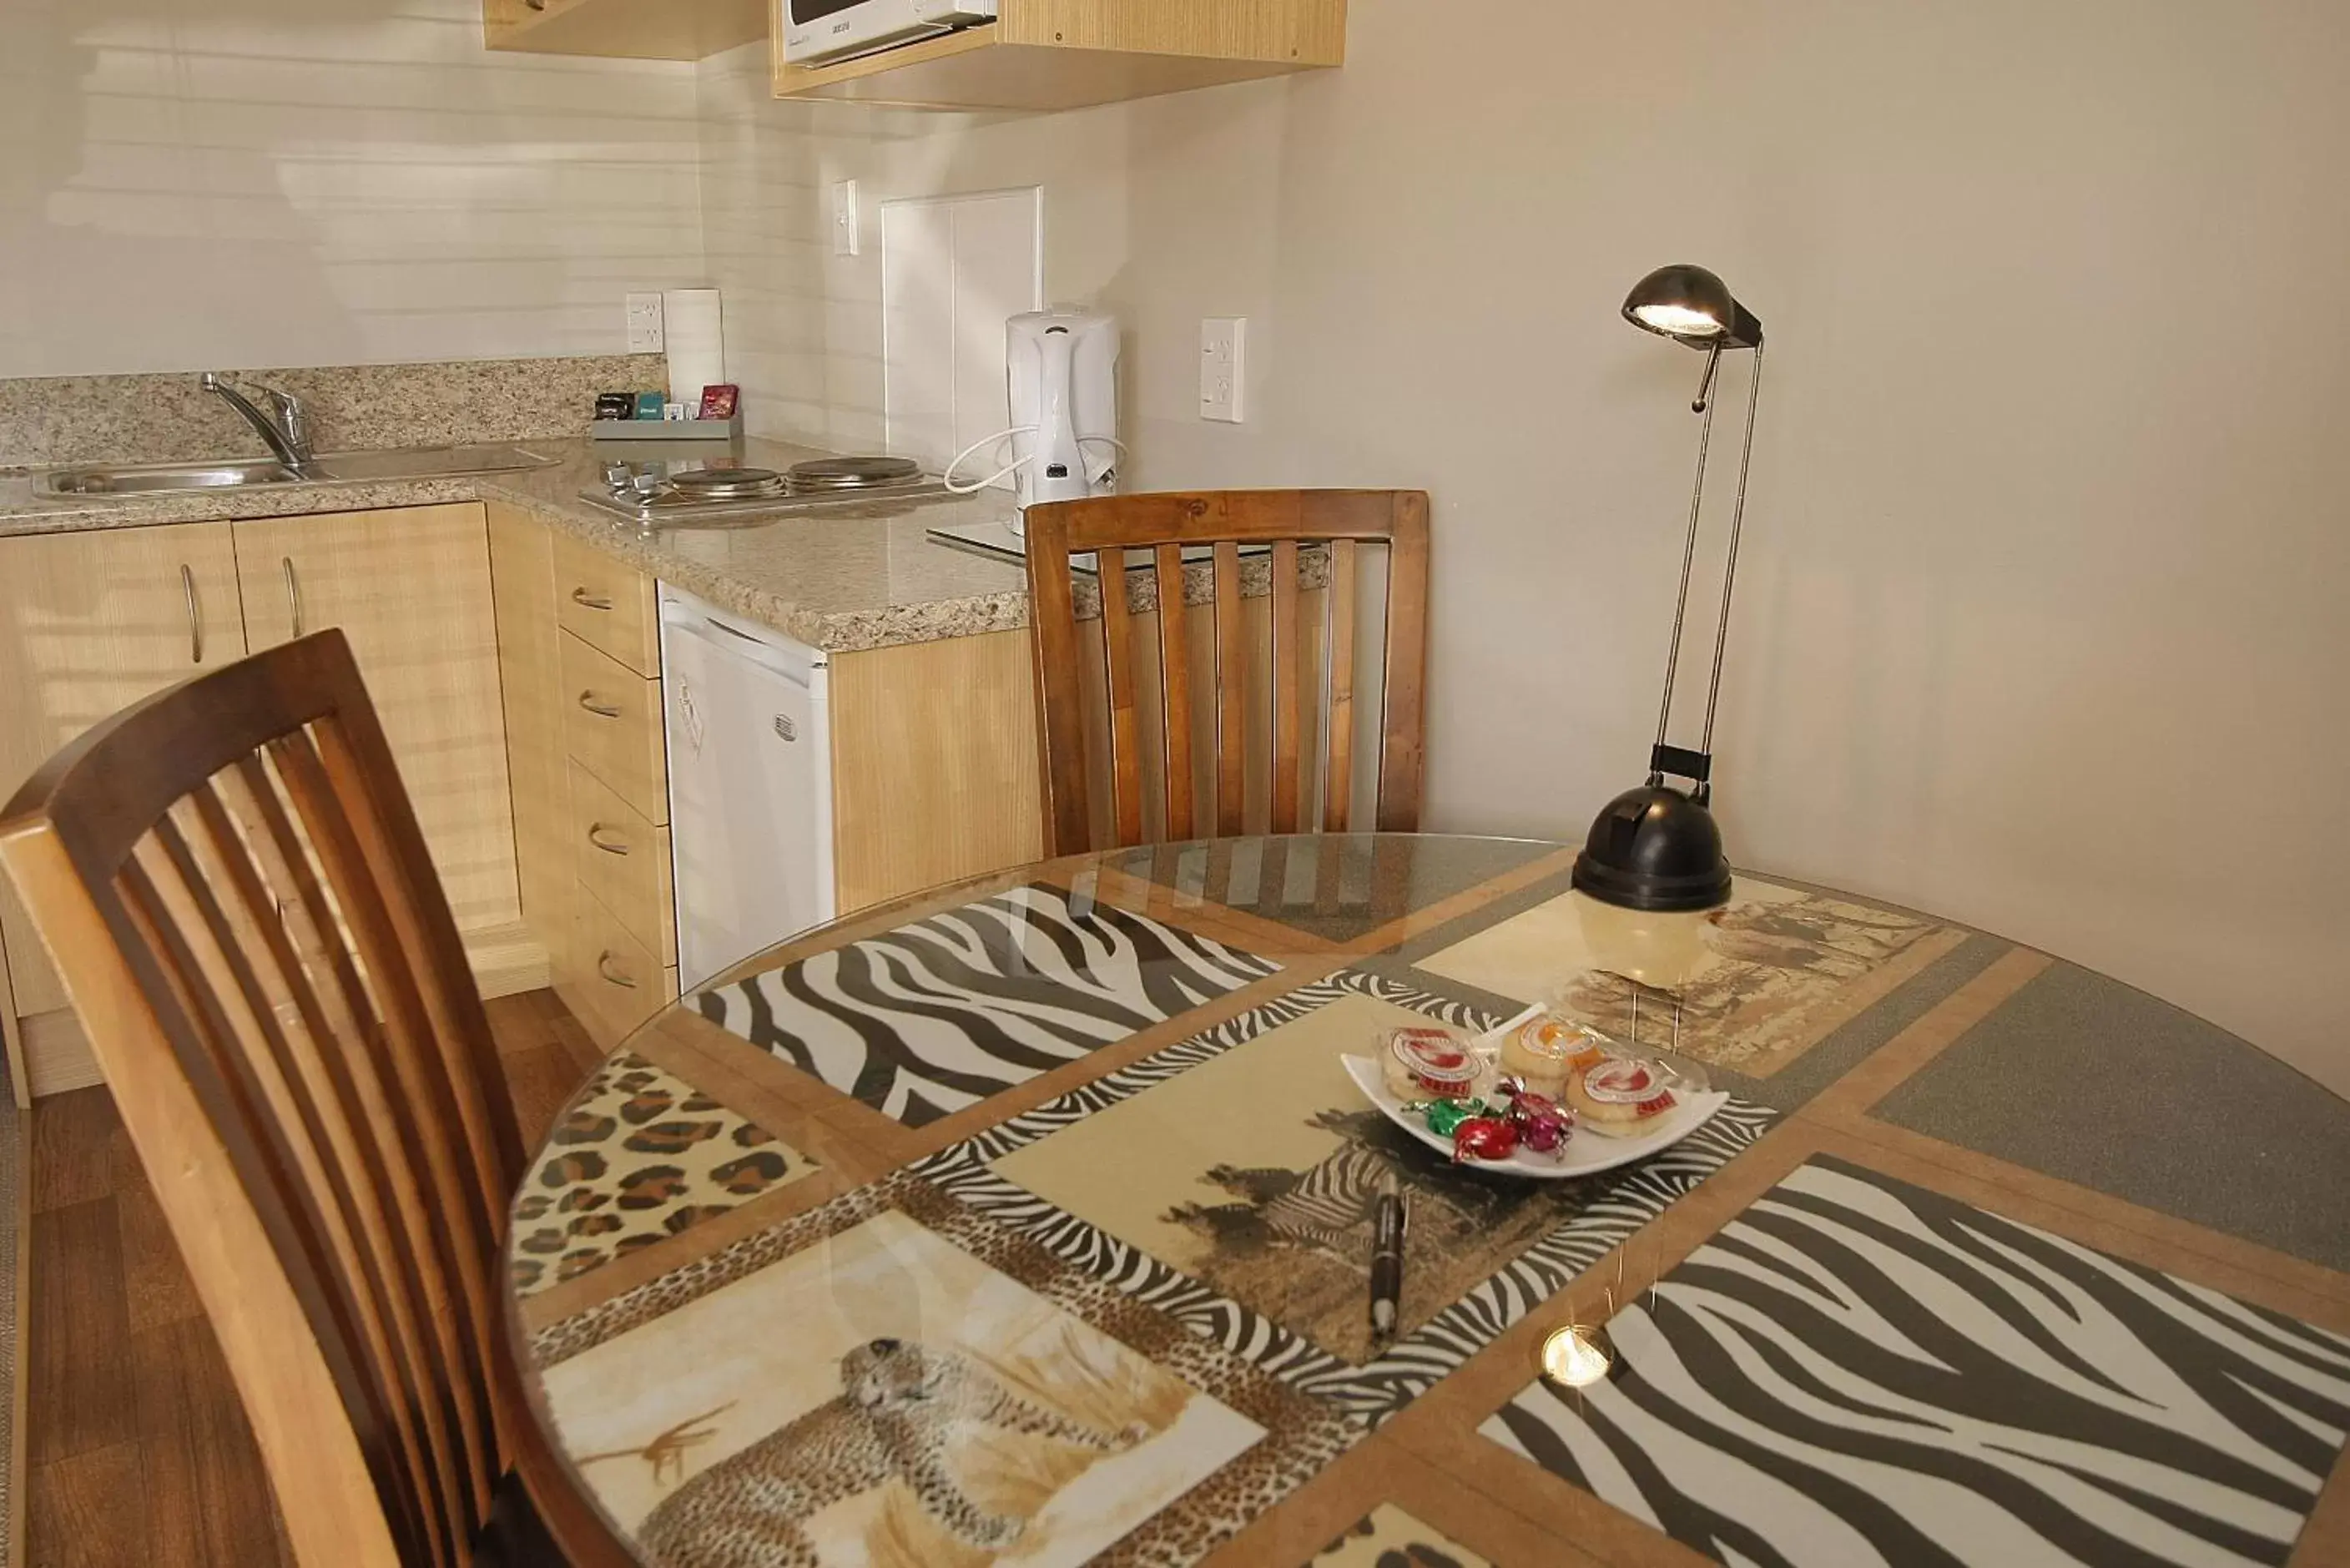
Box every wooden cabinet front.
[558,631,668,826]
[485,0,763,60]
[561,885,676,1047]
[232,504,522,940]
[553,529,661,677]
[773,0,1346,112]
[0,521,245,1036]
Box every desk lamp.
[1571,265,1766,913]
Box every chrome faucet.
[200,372,314,473]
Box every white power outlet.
[1200,316,1246,423]
[831,179,860,257]
[625,292,665,353]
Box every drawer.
[552,532,660,677]
[567,759,676,969]
[559,630,668,824]
[560,886,677,1051]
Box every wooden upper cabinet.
[232,505,522,940]
[0,521,245,1021]
[485,0,765,59]
[773,0,1348,111]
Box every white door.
[881,185,1043,477]
[661,591,835,991]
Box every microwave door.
[784,0,996,66]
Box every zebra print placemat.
[694,883,1278,1128]
[917,968,1778,1425]
[1480,1154,2350,1567]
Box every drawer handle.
[281,556,305,638]
[577,691,624,718]
[570,587,613,611]
[588,824,632,856]
[181,563,203,663]
[597,950,638,989]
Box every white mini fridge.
[658,583,836,991]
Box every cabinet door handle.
[525,0,546,10]
[577,691,623,718]
[570,587,613,611]
[181,564,202,663]
[280,556,305,638]
[596,950,638,989]
[587,824,632,855]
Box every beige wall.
[0,0,706,376]
[699,0,2350,1092]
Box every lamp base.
[1571,784,1732,912]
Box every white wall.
[698,0,2350,1092]
[0,0,706,376]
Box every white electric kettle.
[945,309,1122,530]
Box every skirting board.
[19,921,551,1098]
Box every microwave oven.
[782,0,997,66]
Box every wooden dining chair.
[1022,488,1430,856]
[0,630,618,1568]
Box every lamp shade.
[1621,265,1763,351]
[1571,784,1733,912]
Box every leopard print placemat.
[508,1052,818,1298]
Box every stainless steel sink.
[44,459,297,495]
[41,442,556,498]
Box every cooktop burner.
[788,456,922,492]
[669,466,788,500]
[578,455,950,527]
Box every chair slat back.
[0,630,526,1568]
[1023,489,1430,855]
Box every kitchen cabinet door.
[0,521,246,1029]
[233,504,522,940]
[484,0,762,60]
[773,0,1345,113]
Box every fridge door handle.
[703,617,768,645]
[663,613,822,685]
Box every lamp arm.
[1696,343,1766,769]
[1692,339,1723,414]
[1649,364,1721,775]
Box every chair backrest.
[0,630,524,1568]
[1023,488,1430,855]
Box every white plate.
[1342,1003,1727,1179]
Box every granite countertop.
[0,438,1040,654]
[0,437,1314,654]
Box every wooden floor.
[21,989,603,1568]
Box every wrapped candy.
[1502,1086,1561,1118]
[1491,1082,1573,1158]
[1515,1105,1573,1155]
[1417,1097,1484,1137]
[1452,1116,1520,1162]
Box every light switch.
[831,179,860,257]
[1201,316,1246,423]
[625,292,664,353]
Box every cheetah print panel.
[527,1174,1359,1566]
[508,1053,817,1297]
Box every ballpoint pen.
[1369,1171,1406,1345]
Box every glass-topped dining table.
[502,834,2350,1568]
